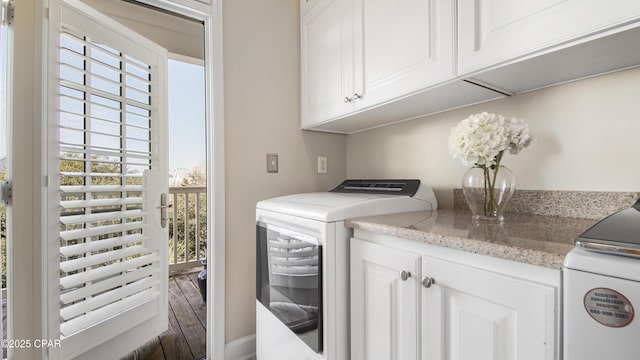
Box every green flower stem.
[483,165,490,215]
[481,151,504,217]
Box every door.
[300,0,354,128]
[457,0,640,75]
[0,3,11,358]
[256,221,323,353]
[353,0,455,108]
[421,255,556,360]
[48,0,169,359]
[350,238,420,360]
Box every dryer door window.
[256,222,323,353]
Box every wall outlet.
[317,156,327,174]
[267,153,278,173]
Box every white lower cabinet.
[351,236,559,360]
[421,256,557,360]
[350,238,420,360]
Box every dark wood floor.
[121,270,207,360]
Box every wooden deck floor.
[121,270,207,360]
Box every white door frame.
[135,1,226,359]
[9,0,224,359]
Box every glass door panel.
[256,222,323,353]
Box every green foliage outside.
[0,155,206,289]
[168,166,207,265]
[60,153,206,266]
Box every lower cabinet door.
[351,238,420,360]
[421,255,557,360]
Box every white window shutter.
[49,1,169,359]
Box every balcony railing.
[168,186,207,272]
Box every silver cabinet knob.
[422,276,435,288]
[400,270,411,281]
[344,93,361,103]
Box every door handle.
[400,270,411,281]
[344,93,362,103]
[0,180,12,206]
[422,276,435,288]
[157,193,172,228]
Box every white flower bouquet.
[449,112,534,166]
[449,112,535,220]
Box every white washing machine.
[563,199,640,360]
[256,180,437,360]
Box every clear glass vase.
[462,165,516,222]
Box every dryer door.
[257,221,323,353]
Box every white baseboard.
[225,334,256,360]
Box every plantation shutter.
[49,1,169,359]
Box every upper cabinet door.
[301,0,458,131]
[458,0,640,75]
[354,0,455,108]
[301,0,321,15]
[301,0,355,128]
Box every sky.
[168,59,206,172]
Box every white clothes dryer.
[256,180,437,360]
[563,199,640,360]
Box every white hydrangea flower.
[449,112,535,166]
[503,116,536,154]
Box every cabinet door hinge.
[1,0,15,26]
[1,180,12,206]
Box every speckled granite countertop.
[346,190,639,269]
[345,210,600,270]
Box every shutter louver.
[58,27,161,338]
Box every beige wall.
[84,0,348,344]
[223,0,347,342]
[347,67,640,208]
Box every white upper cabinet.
[302,0,640,133]
[301,0,499,133]
[301,0,354,127]
[302,0,458,128]
[459,0,640,92]
[301,0,461,132]
[300,0,322,15]
[353,0,455,109]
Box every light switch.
[267,154,278,173]
[317,156,327,174]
